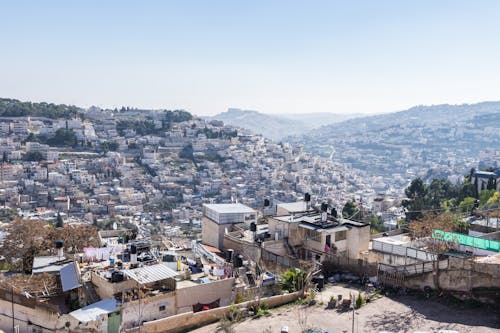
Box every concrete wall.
[402,257,500,303]
[121,292,176,329]
[175,278,234,314]
[201,217,225,249]
[91,272,135,299]
[141,291,301,333]
[222,235,261,262]
[346,225,370,259]
[0,297,65,333]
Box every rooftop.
[69,298,118,323]
[32,256,70,274]
[203,203,255,214]
[123,263,178,285]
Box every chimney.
[55,240,64,259]
[130,244,137,264]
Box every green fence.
[432,229,500,252]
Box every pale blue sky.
[1,1,500,115]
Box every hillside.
[209,108,361,141]
[291,102,500,182]
[0,98,82,119]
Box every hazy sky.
[1,1,500,116]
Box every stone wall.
[141,291,302,333]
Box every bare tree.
[1,219,49,272]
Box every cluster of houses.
[1,194,498,333]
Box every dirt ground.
[189,284,500,333]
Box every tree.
[403,178,427,221]
[103,141,119,152]
[56,212,64,228]
[458,197,475,214]
[342,201,357,219]
[487,176,497,190]
[24,151,44,162]
[0,219,49,272]
[278,268,309,294]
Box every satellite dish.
[113,222,117,230]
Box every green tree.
[487,176,497,190]
[278,268,308,293]
[24,151,44,162]
[458,197,475,214]
[342,201,357,219]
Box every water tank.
[250,222,257,232]
[304,193,311,202]
[226,249,234,263]
[321,202,328,212]
[264,199,270,207]
[55,240,64,248]
[130,244,137,254]
[312,274,324,291]
[111,271,124,283]
[331,208,338,218]
[233,254,243,268]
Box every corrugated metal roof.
[124,264,177,284]
[60,263,81,292]
[69,298,118,322]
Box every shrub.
[355,292,365,308]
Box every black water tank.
[264,198,270,207]
[226,249,234,262]
[55,240,64,249]
[312,274,324,291]
[250,222,257,232]
[304,193,311,202]
[233,254,243,268]
[331,208,338,218]
[321,202,328,212]
[130,244,137,254]
[111,271,124,283]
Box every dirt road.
[190,285,500,333]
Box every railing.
[379,259,448,276]
[261,248,299,267]
[372,239,436,261]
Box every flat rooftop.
[203,203,255,214]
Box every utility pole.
[352,306,355,333]
[11,285,15,333]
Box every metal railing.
[372,239,436,261]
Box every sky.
[1,1,500,116]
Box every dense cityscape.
[1,2,500,333]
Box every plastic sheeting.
[432,229,500,252]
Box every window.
[335,230,346,241]
[305,229,320,241]
[159,305,166,312]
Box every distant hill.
[208,108,361,141]
[290,102,500,181]
[0,98,82,119]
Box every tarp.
[432,229,500,252]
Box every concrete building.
[201,203,256,249]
